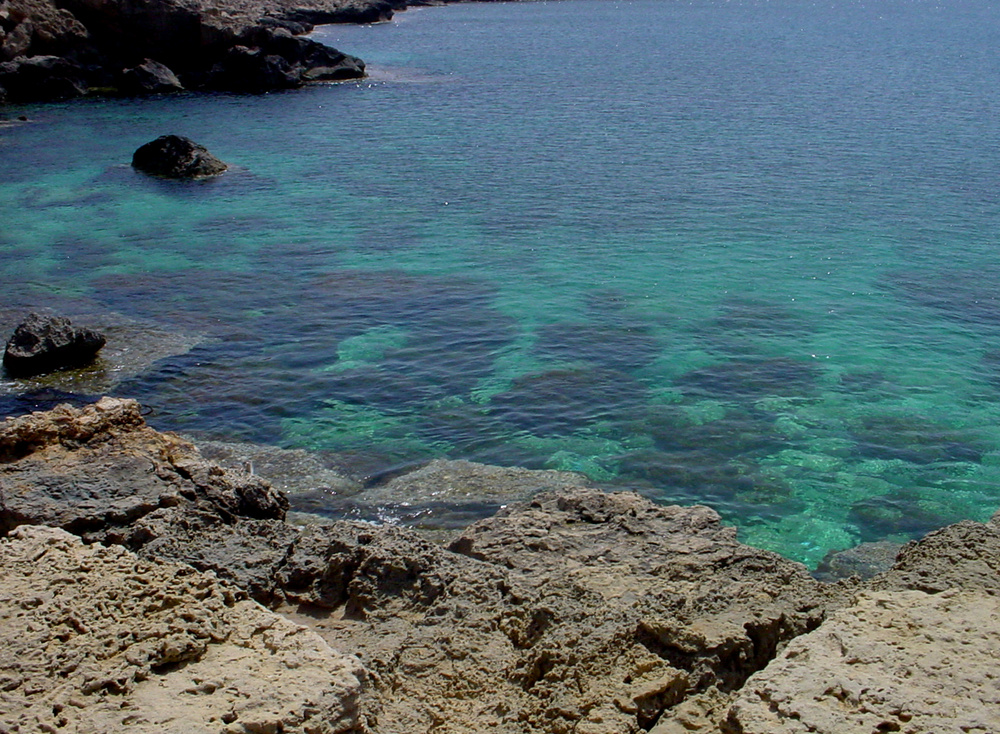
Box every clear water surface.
[2,0,1000,566]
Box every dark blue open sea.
[3,0,1000,565]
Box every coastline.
[3,1,1000,729]
[2,398,999,732]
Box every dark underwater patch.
[487,367,649,436]
[888,269,1000,326]
[849,492,969,542]
[674,357,821,401]
[533,322,663,372]
[711,297,812,338]
[0,388,100,419]
[848,412,984,465]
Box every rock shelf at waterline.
[2,398,1000,733]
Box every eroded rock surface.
[280,490,851,734]
[2,399,999,734]
[724,588,1000,734]
[0,524,365,734]
[0,397,287,536]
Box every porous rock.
[0,524,364,734]
[131,134,228,179]
[868,509,1000,594]
[282,488,851,734]
[3,312,105,376]
[724,588,1000,734]
[0,397,287,537]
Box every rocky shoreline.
[0,0,398,102]
[2,397,998,733]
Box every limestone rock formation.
[0,396,287,536]
[3,312,105,377]
[724,588,1000,734]
[132,135,228,178]
[3,399,999,733]
[283,490,851,734]
[0,524,365,734]
[340,458,590,526]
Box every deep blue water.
[3,0,1000,565]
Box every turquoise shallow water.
[3,0,1000,565]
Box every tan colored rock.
[0,525,365,734]
[287,489,851,734]
[724,588,1000,734]
[0,397,288,537]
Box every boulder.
[2,312,105,376]
[0,525,365,734]
[118,57,183,94]
[131,134,228,178]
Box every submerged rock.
[2,312,105,377]
[132,135,229,179]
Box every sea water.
[2,0,1000,566]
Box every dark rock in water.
[250,27,364,82]
[3,313,106,377]
[118,58,184,94]
[131,135,228,179]
[0,0,367,102]
[0,55,87,102]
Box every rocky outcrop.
[132,134,228,178]
[2,399,1000,733]
[724,589,1000,734]
[0,0,366,102]
[0,524,365,734]
[119,57,183,94]
[3,312,105,377]
[0,396,287,536]
[276,491,851,734]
